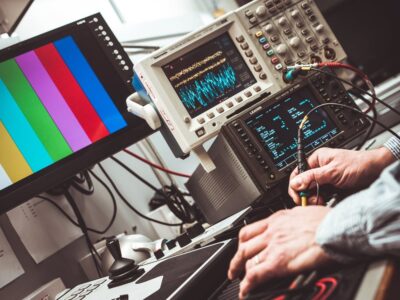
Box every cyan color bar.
[0,80,53,172]
[54,36,127,133]
[16,51,91,152]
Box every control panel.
[132,0,345,170]
[222,70,369,190]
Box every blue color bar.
[0,80,52,172]
[54,36,127,133]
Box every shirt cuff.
[384,136,400,160]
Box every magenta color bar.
[15,50,91,152]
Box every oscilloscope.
[129,0,346,171]
[186,70,370,223]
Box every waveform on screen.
[174,58,226,89]
[178,64,237,110]
[169,51,223,82]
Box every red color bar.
[35,43,109,142]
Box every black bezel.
[0,13,153,213]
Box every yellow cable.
[301,196,308,207]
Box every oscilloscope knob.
[315,24,324,33]
[256,5,267,17]
[264,23,274,33]
[276,44,288,56]
[278,17,287,26]
[291,9,300,18]
[289,37,301,48]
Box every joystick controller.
[106,238,145,288]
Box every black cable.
[347,90,378,150]
[97,162,184,226]
[71,171,94,195]
[64,189,103,277]
[310,67,400,117]
[110,157,193,223]
[299,103,400,142]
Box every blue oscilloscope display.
[245,86,340,170]
[162,33,256,118]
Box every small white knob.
[291,10,300,18]
[289,37,301,48]
[316,24,324,33]
[278,17,287,26]
[264,23,274,33]
[256,6,267,17]
[276,44,288,56]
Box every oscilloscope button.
[296,22,304,28]
[236,35,245,43]
[270,35,279,43]
[254,64,262,72]
[301,2,310,9]
[197,118,205,124]
[241,42,249,50]
[254,85,262,92]
[277,3,285,10]
[245,10,254,17]
[271,56,280,64]
[275,63,283,70]
[308,15,317,22]
[244,91,253,98]
[265,1,274,8]
[249,17,257,24]
[259,72,267,80]
[217,107,225,113]
[249,57,258,64]
[305,8,313,16]
[207,112,215,119]
[226,101,234,108]
[255,31,263,38]
[266,49,274,57]
[235,96,244,103]
[263,43,271,50]
[284,0,292,4]
[269,173,276,180]
[268,7,277,14]
[195,128,206,137]
[245,50,254,57]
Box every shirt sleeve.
[384,135,400,160]
[316,161,400,263]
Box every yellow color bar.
[0,121,32,183]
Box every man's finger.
[228,232,268,280]
[238,218,269,243]
[289,165,333,192]
[239,260,276,299]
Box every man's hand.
[228,206,333,299]
[289,147,395,204]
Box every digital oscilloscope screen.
[162,33,256,118]
[245,87,340,170]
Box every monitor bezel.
[0,14,153,213]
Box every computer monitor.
[0,0,34,34]
[0,13,152,213]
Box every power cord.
[97,163,184,226]
[110,157,194,223]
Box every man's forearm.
[316,161,400,262]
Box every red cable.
[123,149,191,178]
[312,277,338,300]
[317,62,376,113]
[312,282,327,300]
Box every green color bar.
[0,59,72,161]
